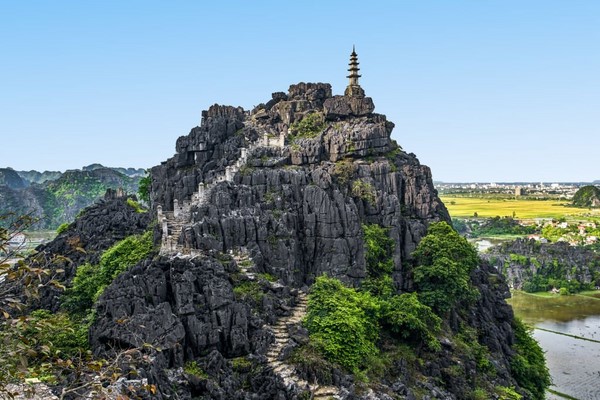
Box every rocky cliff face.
[30,190,153,311]
[149,83,448,287]
[80,83,523,399]
[484,238,600,290]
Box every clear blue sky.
[1,1,598,182]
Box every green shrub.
[363,224,395,279]
[63,263,99,313]
[381,293,441,351]
[0,309,91,382]
[352,180,376,205]
[257,273,277,282]
[305,276,380,372]
[138,174,151,203]
[333,159,356,185]
[471,388,488,400]
[98,230,154,283]
[412,222,479,315]
[559,287,570,295]
[510,318,550,400]
[289,112,325,140]
[233,280,264,303]
[495,386,523,400]
[230,356,252,372]
[126,198,146,213]
[183,361,208,379]
[25,310,89,357]
[63,231,154,314]
[56,222,70,235]
[362,275,395,299]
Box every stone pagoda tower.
[344,46,365,98]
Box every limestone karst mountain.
[0,166,142,229]
[85,80,525,399]
[4,55,545,399]
[572,185,600,208]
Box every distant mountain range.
[0,164,146,229]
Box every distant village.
[435,181,591,199]
[438,182,600,247]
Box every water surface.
[508,291,600,399]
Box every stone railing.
[158,131,285,255]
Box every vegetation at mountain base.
[510,318,551,400]
[0,210,157,398]
[302,222,547,398]
[572,185,600,208]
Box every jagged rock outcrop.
[30,191,152,311]
[81,82,522,399]
[484,238,600,290]
[149,83,448,286]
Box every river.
[507,291,600,400]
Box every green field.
[440,196,600,220]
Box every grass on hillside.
[440,196,599,220]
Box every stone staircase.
[231,248,340,399]
[158,137,269,255]
[266,292,341,399]
[232,248,256,280]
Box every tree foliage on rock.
[572,185,600,208]
[510,318,550,400]
[305,275,380,372]
[63,230,154,315]
[412,221,479,315]
[0,213,158,398]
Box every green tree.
[305,276,380,372]
[412,221,479,315]
[138,173,151,204]
[63,230,154,314]
[381,292,441,350]
[361,223,396,298]
[510,318,550,399]
[363,224,395,278]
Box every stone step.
[273,364,288,374]
[313,386,339,396]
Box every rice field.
[440,196,600,220]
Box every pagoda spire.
[345,46,365,98]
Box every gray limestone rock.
[69,81,523,399]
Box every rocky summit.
[81,81,526,399]
[7,72,540,399]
